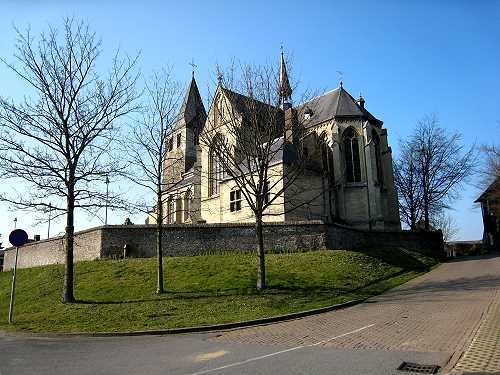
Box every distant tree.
[125,68,182,294]
[478,123,499,189]
[0,19,139,303]
[414,115,476,230]
[431,211,459,242]
[394,114,476,231]
[200,61,315,291]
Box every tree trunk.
[410,195,416,230]
[424,204,430,230]
[62,182,76,303]
[156,187,164,294]
[256,213,265,291]
[423,183,430,231]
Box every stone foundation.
[2,221,444,271]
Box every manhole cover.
[397,361,440,374]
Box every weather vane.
[336,70,344,86]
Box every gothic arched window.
[343,127,361,183]
[167,196,175,224]
[372,130,383,185]
[322,144,335,180]
[184,190,192,221]
[208,136,224,196]
[175,195,182,222]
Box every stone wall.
[445,241,485,257]
[327,223,445,259]
[2,221,444,271]
[2,222,327,270]
[2,228,102,271]
[100,221,328,258]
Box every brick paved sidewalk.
[212,254,500,372]
[450,290,500,374]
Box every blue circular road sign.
[9,229,29,247]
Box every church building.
[155,53,401,231]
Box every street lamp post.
[47,203,52,239]
[105,175,110,225]
[13,218,17,229]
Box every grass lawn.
[0,248,438,333]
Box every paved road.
[1,254,499,375]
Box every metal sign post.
[8,246,19,324]
[8,229,28,324]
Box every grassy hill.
[0,248,438,333]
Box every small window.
[230,189,242,212]
[176,133,182,148]
[263,181,270,205]
[168,137,173,152]
[304,107,313,120]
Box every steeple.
[279,47,292,110]
[180,75,206,126]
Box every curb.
[0,298,364,338]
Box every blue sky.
[0,0,499,241]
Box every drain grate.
[397,361,441,374]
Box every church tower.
[164,75,207,189]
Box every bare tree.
[478,122,499,189]
[0,19,139,303]
[481,145,500,181]
[125,68,182,294]
[414,115,476,230]
[200,62,318,290]
[431,211,459,242]
[394,140,423,230]
[395,114,476,231]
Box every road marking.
[186,324,375,375]
[194,350,229,362]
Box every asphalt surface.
[1,254,499,375]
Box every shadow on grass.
[75,298,163,305]
[267,269,409,294]
[352,247,433,271]
[74,268,412,305]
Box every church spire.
[279,47,292,109]
[180,74,206,127]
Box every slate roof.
[220,136,298,182]
[165,171,194,193]
[298,84,383,128]
[220,87,284,124]
[174,76,206,131]
[279,51,292,100]
[266,136,298,165]
[475,177,500,203]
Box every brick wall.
[2,221,444,271]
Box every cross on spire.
[189,58,197,77]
